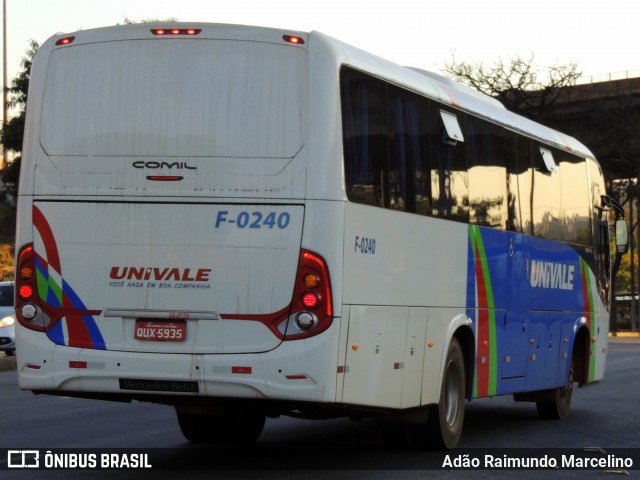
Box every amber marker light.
[20,266,33,280]
[304,274,319,288]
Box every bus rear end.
[15,23,337,442]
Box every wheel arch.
[572,325,590,386]
[453,324,475,401]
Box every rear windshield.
[41,40,306,158]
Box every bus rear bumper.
[16,326,338,404]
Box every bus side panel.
[341,306,428,409]
[468,227,607,397]
[341,203,468,408]
[342,204,469,309]
[342,305,409,408]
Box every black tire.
[536,353,575,420]
[176,407,266,444]
[425,337,466,449]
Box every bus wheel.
[536,355,575,420]
[425,337,466,449]
[176,407,266,444]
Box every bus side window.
[532,144,562,240]
[559,152,592,246]
[341,67,388,208]
[466,116,508,229]
[511,136,533,235]
[430,106,469,223]
[387,86,430,214]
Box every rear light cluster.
[279,250,333,340]
[15,244,51,331]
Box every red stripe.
[474,243,489,397]
[32,206,61,272]
[222,306,290,339]
[65,315,94,348]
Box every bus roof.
[311,30,597,161]
[42,22,596,162]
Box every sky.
[3,0,640,88]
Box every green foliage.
[0,40,37,278]
[1,40,37,198]
[0,244,13,281]
[614,228,634,293]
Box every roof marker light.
[151,28,201,36]
[55,36,75,46]
[283,35,305,45]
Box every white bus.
[15,23,627,449]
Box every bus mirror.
[616,220,628,254]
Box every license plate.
[134,320,186,342]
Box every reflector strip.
[285,375,307,380]
[231,366,252,374]
[69,361,88,369]
[146,176,184,181]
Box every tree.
[0,41,37,279]
[442,53,582,120]
[120,17,178,25]
[1,40,38,198]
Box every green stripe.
[48,274,63,305]
[582,259,596,382]
[469,226,479,399]
[36,268,49,301]
[470,226,498,396]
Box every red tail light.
[283,250,333,340]
[19,284,33,300]
[15,244,50,331]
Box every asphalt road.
[1,338,639,479]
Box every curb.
[609,332,640,338]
